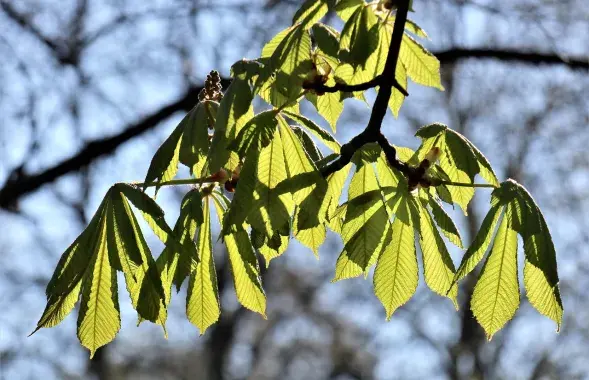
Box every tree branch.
[435,48,588,71]
[321,2,411,178]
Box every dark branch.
[436,48,589,71]
[321,2,411,178]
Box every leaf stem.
[440,181,498,189]
[132,177,211,188]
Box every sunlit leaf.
[187,199,220,334]
[374,217,418,319]
[471,210,519,339]
[417,201,458,306]
[399,34,443,90]
[293,0,329,28]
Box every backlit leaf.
[187,199,220,334]
[374,217,418,319]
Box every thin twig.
[439,181,497,188]
[132,177,210,188]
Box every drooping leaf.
[399,33,443,90]
[496,180,563,329]
[222,149,260,234]
[186,199,220,334]
[307,89,344,132]
[335,0,364,22]
[374,217,418,319]
[417,200,458,306]
[282,110,341,153]
[157,189,203,300]
[179,101,217,175]
[34,197,110,339]
[277,115,322,204]
[108,189,167,328]
[211,196,267,317]
[248,128,294,238]
[471,210,520,339]
[428,196,463,248]
[76,214,120,358]
[208,72,254,174]
[453,205,503,283]
[292,126,324,162]
[334,153,387,280]
[229,110,278,158]
[293,0,329,28]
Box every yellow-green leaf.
[76,217,120,358]
[187,199,220,334]
[417,202,458,306]
[471,212,520,339]
[399,33,443,90]
[374,217,418,319]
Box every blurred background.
[1,0,588,379]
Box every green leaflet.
[417,201,458,307]
[45,197,108,298]
[453,204,503,283]
[108,190,167,329]
[156,189,203,300]
[374,216,418,319]
[312,23,340,68]
[293,0,329,28]
[229,110,278,158]
[333,155,386,280]
[295,223,326,257]
[388,62,408,117]
[258,230,290,265]
[212,196,266,317]
[428,196,463,248]
[339,6,380,68]
[34,203,106,334]
[335,0,364,22]
[326,163,352,220]
[414,124,499,212]
[179,101,217,175]
[282,110,341,153]
[496,180,563,328]
[399,33,444,90]
[222,147,260,234]
[453,180,562,333]
[471,210,520,339]
[404,19,429,39]
[34,281,83,332]
[292,126,324,162]
[248,128,294,238]
[208,73,254,174]
[186,199,220,334]
[306,88,344,133]
[258,23,313,109]
[114,184,174,245]
[277,115,322,204]
[375,152,403,188]
[334,202,389,281]
[76,216,120,358]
